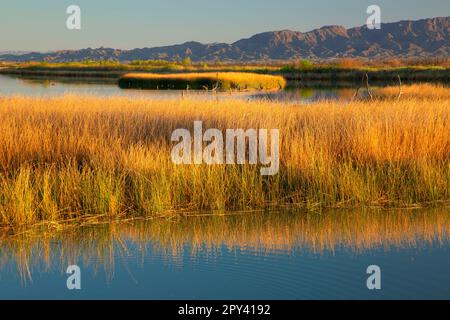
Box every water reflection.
[0,74,384,103]
[250,87,361,103]
[0,208,449,299]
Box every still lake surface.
[0,74,366,103]
[0,209,449,300]
[0,74,449,300]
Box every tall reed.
[0,90,448,226]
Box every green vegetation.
[1,60,278,73]
[1,59,448,82]
[282,66,450,82]
[278,58,450,81]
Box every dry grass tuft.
[119,72,286,91]
[377,83,450,99]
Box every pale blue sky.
[0,0,448,51]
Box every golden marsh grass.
[119,72,286,91]
[0,88,448,226]
[377,83,450,99]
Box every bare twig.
[351,74,364,101]
[212,73,219,92]
[365,73,373,100]
[397,74,403,101]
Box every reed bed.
[118,72,286,91]
[0,89,448,226]
[377,83,450,99]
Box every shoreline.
[1,202,449,230]
[1,66,449,83]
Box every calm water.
[0,209,449,300]
[0,74,362,103]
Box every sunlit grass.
[119,72,286,91]
[0,86,448,226]
[377,83,450,99]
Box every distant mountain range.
[1,17,448,62]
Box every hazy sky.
[1,0,449,51]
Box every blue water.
[0,213,449,300]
